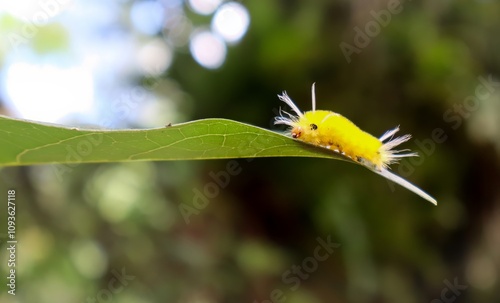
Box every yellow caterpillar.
[275,84,437,205]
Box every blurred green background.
[1,0,500,302]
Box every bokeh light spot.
[212,2,250,44]
[187,0,222,15]
[137,39,173,76]
[130,0,164,35]
[466,252,497,290]
[189,29,226,69]
[70,240,108,279]
[4,62,94,122]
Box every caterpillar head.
[291,125,303,138]
[274,84,320,140]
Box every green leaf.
[0,115,351,167]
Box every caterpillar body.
[274,84,437,205]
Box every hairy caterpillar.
[274,84,437,205]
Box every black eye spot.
[310,124,318,130]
